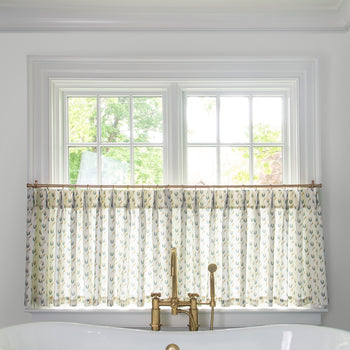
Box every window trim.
[28,56,319,184]
[27,307,326,328]
[27,56,322,326]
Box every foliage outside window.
[67,95,163,185]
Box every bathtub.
[0,322,349,350]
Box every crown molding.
[0,5,349,32]
[341,0,350,29]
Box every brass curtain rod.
[27,181,321,189]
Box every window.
[57,87,291,186]
[28,57,318,185]
[184,93,286,185]
[65,93,164,185]
[27,57,322,327]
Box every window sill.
[26,307,327,329]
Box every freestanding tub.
[0,322,350,350]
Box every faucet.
[150,247,217,331]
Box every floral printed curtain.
[25,187,327,309]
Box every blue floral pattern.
[25,187,327,308]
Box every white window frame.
[54,84,293,186]
[27,56,322,327]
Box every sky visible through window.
[186,95,283,185]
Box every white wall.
[0,30,349,331]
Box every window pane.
[221,147,250,184]
[101,97,130,143]
[133,97,163,143]
[253,97,282,143]
[68,97,97,143]
[186,96,216,143]
[134,147,163,184]
[253,147,282,184]
[220,97,249,143]
[69,147,97,184]
[101,147,130,184]
[187,147,216,184]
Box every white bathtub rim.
[1,321,349,335]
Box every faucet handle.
[188,293,199,299]
[151,292,161,298]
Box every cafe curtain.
[25,187,327,309]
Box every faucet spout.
[150,247,216,331]
[171,247,178,299]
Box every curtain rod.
[27,181,321,189]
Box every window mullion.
[249,95,254,185]
[282,94,289,183]
[216,94,221,185]
[130,94,134,184]
[183,91,188,184]
[166,85,179,185]
[97,95,101,184]
[63,94,69,183]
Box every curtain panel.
[25,187,327,309]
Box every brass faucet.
[150,247,217,331]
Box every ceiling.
[0,0,344,11]
[0,0,348,31]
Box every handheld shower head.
[207,263,217,331]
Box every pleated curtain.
[25,187,328,309]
